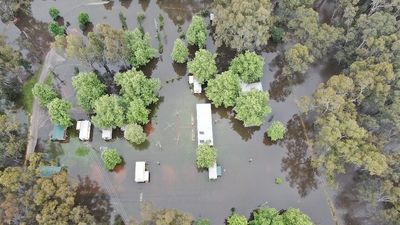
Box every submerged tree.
[188,49,217,84]
[283,43,314,78]
[78,12,90,29]
[114,69,161,106]
[124,123,146,144]
[101,148,122,170]
[212,0,274,51]
[32,83,58,107]
[234,90,271,127]
[139,202,193,225]
[126,99,149,125]
[48,7,60,20]
[229,51,265,83]
[171,38,189,63]
[227,213,248,225]
[48,22,65,37]
[47,98,72,128]
[92,94,125,129]
[0,115,26,168]
[196,144,217,169]
[267,121,286,141]
[206,71,240,108]
[186,15,207,48]
[125,28,156,68]
[249,207,314,225]
[72,72,106,112]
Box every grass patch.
[75,146,90,157]
[21,69,40,115]
[44,71,54,86]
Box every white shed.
[189,75,202,94]
[76,120,91,141]
[196,103,213,145]
[102,129,112,140]
[240,82,263,92]
[135,161,149,183]
[208,161,217,180]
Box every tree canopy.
[48,7,60,20]
[32,83,58,107]
[72,72,106,112]
[234,90,271,127]
[0,115,26,169]
[47,98,72,128]
[212,0,274,51]
[229,51,265,83]
[48,22,65,37]
[124,123,146,144]
[283,43,314,78]
[205,71,240,108]
[186,15,207,48]
[125,28,156,68]
[126,99,149,125]
[171,38,189,63]
[188,49,217,84]
[114,69,161,106]
[196,144,217,169]
[78,12,90,29]
[267,121,286,141]
[249,207,314,225]
[92,94,125,129]
[101,148,122,170]
[227,213,247,225]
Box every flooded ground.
[1,0,350,224]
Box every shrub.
[47,98,72,128]
[49,7,60,20]
[171,39,189,63]
[227,213,247,225]
[48,22,65,37]
[196,144,217,169]
[101,148,122,170]
[195,218,211,225]
[271,26,285,43]
[78,12,90,29]
[267,121,286,141]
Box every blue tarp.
[40,166,62,177]
[51,125,66,141]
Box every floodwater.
[1,0,353,224]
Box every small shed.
[196,103,213,145]
[135,161,150,183]
[189,75,202,94]
[208,162,218,180]
[240,82,263,92]
[51,125,66,141]
[102,129,112,141]
[76,120,91,141]
[40,166,62,177]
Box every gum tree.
[205,71,240,107]
[188,49,217,84]
[234,90,271,127]
[230,51,265,83]
[283,43,314,78]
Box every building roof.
[135,161,149,182]
[102,129,112,140]
[77,120,91,141]
[40,166,62,177]
[51,125,66,141]
[208,162,217,180]
[196,103,213,146]
[240,82,263,92]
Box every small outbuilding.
[39,166,62,177]
[240,82,263,92]
[189,76,202,94]
[208,162,218,180]
[76,120,91,141]
[135,161,150,183]
[51,125,66,141]
[102,129,112,141]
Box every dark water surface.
[1,0,347,224]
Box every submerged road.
[25,48,65,161]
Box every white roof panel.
[208,162,217,180]
[240,82,263,92]
[78,120,91,141]
[196,103,213,145]
[135,161,149,182]
[102,129,112,140]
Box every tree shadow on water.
[281,114,319,197]
[76,176,114,225]
[269,71,304,102]
[229,116,260,141]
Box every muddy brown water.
[0,0,357,224]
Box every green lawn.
[22,68,41,115]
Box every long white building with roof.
[196,103,213,146]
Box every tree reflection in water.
[281,114,318,197]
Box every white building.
[189,75,202,94]
[76,120,91,141]
[135,161,149,183]
[102,129,112,140]
[240,82,263,92]
[208,161,217,180]
[196,103,213,145]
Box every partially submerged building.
[39,166,62,177]
[102,129,112,141]
[240,81,263,92]
[189,76,202,94]
[76,120,91,141]
[208,162,223,180]
[51,125,66,141]
[135,161,150,183]
[196,103,213,145]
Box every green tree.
[195,218,211,225]
[196,144,217,169]
[0,115,26,168]
[212,0,274,51]
[92,94,125,129]
[229,51,265,83]
[188,49,217,84]
[171,38,189,63]
[140,203,193,225]
[227,213,247,225]
[78,12,90,29]
[206,71,240,107]
[234,90,271,127]
[47,98,72,128]
[282,208,314,225]
[48,7,60,20]
[32,83,58,107]
[186,15,207,48]
[126,99,149,125]
[283,43,314,78]
[125,28,156,67]
[271,26,285,43]
[114,69,161,106]
[124,123,146,144]
[267,121,286,141]
[249,207,314,225]
[48,22,65,37]
[72,72,106,112]
[101,148,122,170]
